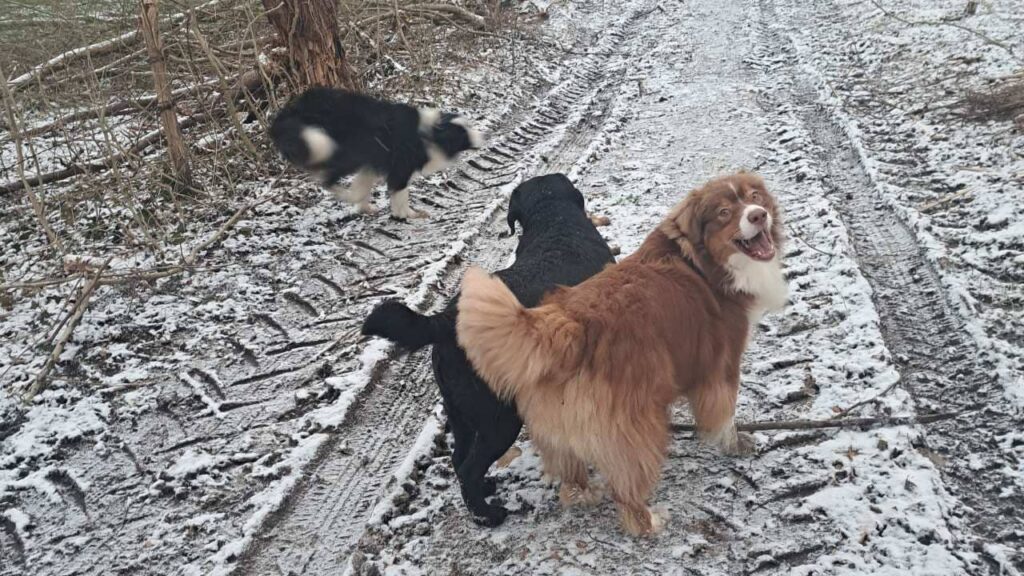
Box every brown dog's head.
[660,172,788,312]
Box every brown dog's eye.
[750,191,763,202]
[718,208,731,219]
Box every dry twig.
[0,63,65,253]
[24,258,112,402]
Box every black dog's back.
[360,174,614,526]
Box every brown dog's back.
[457,228,751,535]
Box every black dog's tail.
[362,300,452,351]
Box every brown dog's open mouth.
[735,230,775,261]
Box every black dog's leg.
[457,435,510,527]
[479,415,522,499]
[386,170,427,220]
[447,410,473,473]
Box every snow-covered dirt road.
[2,0,1022,575]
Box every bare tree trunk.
[261,0,359,90]
[139,0,194,190]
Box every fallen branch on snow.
[0,112,213,195]
[357,3,487,30]
[24,258,111,402]
[672,410,968,433]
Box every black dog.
[270,88,483,219]
[361,174,615,526]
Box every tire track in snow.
[759,0,1023,571]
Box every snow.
[2,0,1022,574]
[3,507,32,532]
[367,410,444,527]
[188,432,327,576]
[165,449,218,479]
[0,392,109,468]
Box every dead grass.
[961,73,1024,122]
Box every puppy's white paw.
[357,201,379,215]
[389,207,429,220]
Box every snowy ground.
[2,0,1023,575]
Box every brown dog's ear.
[658,194,704,270]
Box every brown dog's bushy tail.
[456,267,581,401]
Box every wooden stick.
[140,0,194,190]
[404,4,486,29]
[184,181,283,265]
[24,258,112,402]
[672,410,965,433]
[14,80,219,140]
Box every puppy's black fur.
[361,174,615,526]
[270,87,482,219]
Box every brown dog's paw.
[559,482,604,507]
[496,445,522,468]
[621,504,670,536]
[648,504,671,534]
[727,432,756,456]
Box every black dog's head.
[425,111,485,158]
[506,173,587,234]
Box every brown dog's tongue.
[751,232,774,259]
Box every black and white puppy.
[270,88,484,219]
[361,174,615,526]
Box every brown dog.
[455,173,788,535]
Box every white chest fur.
[726,254,789,322]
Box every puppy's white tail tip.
[300,126,336,164]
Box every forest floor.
[1,0,1022,575]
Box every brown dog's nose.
[747,207,768,226]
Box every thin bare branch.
[24,258,112,402]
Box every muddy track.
[233,8,649,575]
[759,1,1024,571]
